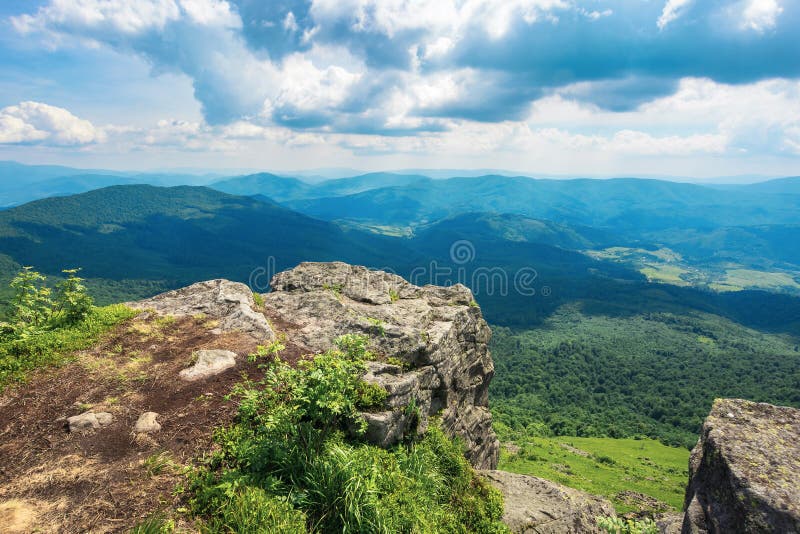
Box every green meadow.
[499,436,689,514]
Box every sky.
[0,0,799,178]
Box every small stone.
[67,411,113,433]
[133,412,161,433]
[179,349,237,381]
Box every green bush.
[1,266,94,337]
[188,334,508,533]
[597,516,659,534]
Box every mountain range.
[0,161,798,451]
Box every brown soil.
[0,311,309,533]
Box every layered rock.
[264,262,500,469]
[682,398,800,533]
[131,279,273,341]
[480,470,615,533]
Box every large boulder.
[264,262,500,469]
[682,398,800,533]
[480,470,615,533]
[131,279,274,341]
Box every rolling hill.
[0,185,419,297]
[285,176,800,231]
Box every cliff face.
[264,261,500,469]
[132,261,500,469]
[682,398,800,534]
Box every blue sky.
[0,0,799,177]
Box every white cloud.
[657,0,693,29]
[741,0,783,32]
[273,55,362,113]
[0,101,103,145]
[12,0,181,36]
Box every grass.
[188,335,508,533]
[0,304,138,391]
[717,269,800,292]
[639,265,691,286]
[499,436,689,514]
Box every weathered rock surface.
[67,411,113,433]
[133,412,161,433]
[480,470,615,533]
[179,349,237,381]
[264,261,500,469]
[131,279,273,340]
[682,398,800,534]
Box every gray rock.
[179,349,237,381]
[131,279,274,340]
[265,261,500,469]
[133,412,161,433]
[681,399,800,534]
[656,513,684,534]
[67,411,113,433]
[480,470,615,533]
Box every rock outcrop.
[480,470,615,533]
[264,262,500,469]
[682,398,800,534]
[131,279,273,341]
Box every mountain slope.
[211,171,431,202]
[286,176,800,231]
[0,185,416,292]
[211,172,312,201]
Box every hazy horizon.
[2,1,799,177]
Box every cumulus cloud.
[9,0,800,141]
[0,101,103,145]
[741,0,783,32]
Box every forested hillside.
[490,305,800,448]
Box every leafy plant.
[597,516,658,534]
[356,381,388,411]
[129,514,175,534]
[248,335,287,363]
[188,334,508,533]
[1,266,94,338]
[365,317,386,337]
[51,268,93,325]
[386,356,411,371]
[2,266,52,334]
[388,288,399,303]
[252,292,265,308]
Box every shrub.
[1,266,94,337]
[597,516,659,534]
[52,268,94,325]
[189,334,508,533]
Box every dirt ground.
[0,309,307,533]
